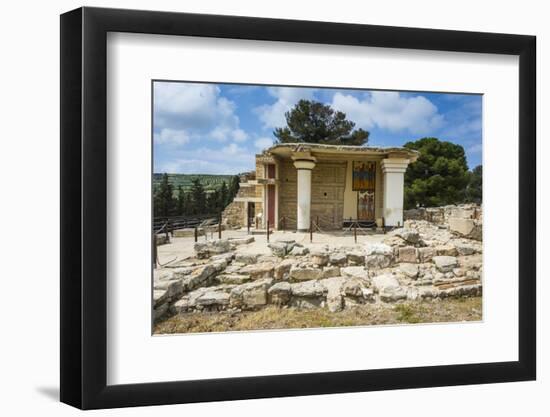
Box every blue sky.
[153,81,482,174]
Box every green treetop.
[274,99,369,146]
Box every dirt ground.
[154,296,482,334]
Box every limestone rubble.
[154,204,483,321]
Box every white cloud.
[157,158,251,175]
[154,83,220,129]
[154,82,248,143]
[232,129,248,142]
[153,128,190,145]
[158,143,255,174]
[331,91,444,135]
[222,143,245,155]
[255,87,316,129]
[254,137,274,150]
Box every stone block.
[398,246,418,263]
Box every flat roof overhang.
[263,143,419,162]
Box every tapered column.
[293,159,316,231]
[381,158,410,227]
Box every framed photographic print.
[60,6,536,410]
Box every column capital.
[292,157,316,170]
[381,158,410,174]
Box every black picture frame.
[60,6,536,410]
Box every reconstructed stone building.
[223,143,419,231]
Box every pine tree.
[465,165,482,204]
[274,99,369,145]
[403,138,470,209]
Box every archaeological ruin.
[222,143,420,232]
[154,203,483,325]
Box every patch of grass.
[154,297,482,335]
[393,304,422,323]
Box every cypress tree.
[190,178,207,215]
[154,173,176,217]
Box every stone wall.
[404,204,482,241]
[154,222,483,321]
[222,172,257,229]
[222,201,245,229]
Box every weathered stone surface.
[268,282,292,305]
[347,251,365,265]
[274,259,294,280]
[154,289,168,307]
[452,268,464,277]
[257,255,279,263]
[239,262,275,279]
[417,286,439,299]
[210,258,229,272]
[217,274,251,284]
[371,273,407,301]
[323,265,341,278]
[418,247,436,263]
[435,245,458,257]
[230,279,273,309]
[448,217,475,236]
[289,246,309,256]
[154,279,183,298]
[235,253,259,264]
[341,266,369,282]
[290,280,328,297]
[361,288,375,302]
[181,264,216,291]
[365,243,393,268]
[407,287,420,301]
[380,286,407,302]
[341,278,365,297]
[224,264,244,274]
[466,270,481,279]
[171,267,195,279]
[329,252,347,266]
[172,287,209,312]
[210,252,234,263]
[196,290,230,306]
[321,277,345,312]
[455,242,478,256]
[371,274,400,293]
[194,239,231,258]
[268,240,297,257]
[439,283,482,298]
[433,256,458,273]
[399,263,419,279]
[289,266,324,281]
[154,269,174,281]
[268,242,288,257]
[228,236,255,246]
[310,250,329,267]
[396,229,421,244]
[365,254,392,269]
[398,246,417,263]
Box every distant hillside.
[153,173,237,194]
